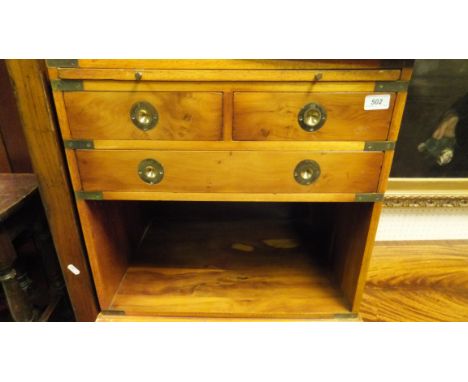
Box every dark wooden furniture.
[0,60,32,173]
[0,174,39,321]
[0,173,68,321]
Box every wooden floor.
[361,241,468,322]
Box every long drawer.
[75,150,383,193]
[233,92,395,141]
[63,91,223,141]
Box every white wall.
[376,208,468,241]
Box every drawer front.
[233,92,395,141]
[76,150,383,193]
[64,92,223,140]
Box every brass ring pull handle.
[297,102,327,132]
[294,160,321,185]
[130,101,159,131]
[138,159,164,185]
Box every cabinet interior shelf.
[87,201,373,320]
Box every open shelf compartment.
[78,201,377,320]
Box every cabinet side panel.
[76,200,130,308]
[6,59,98,321]
[331,202,382,310]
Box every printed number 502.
[364,94,390,110]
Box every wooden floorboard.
[361,241,468,322]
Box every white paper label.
[67,264,81,275]
[364,94,391,110]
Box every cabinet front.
[75,150,383,194]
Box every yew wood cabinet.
[46,60,412,321]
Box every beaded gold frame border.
[385,178,468,208]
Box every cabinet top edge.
[46,59,414,70]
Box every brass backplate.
[130,101,159,131]
[294,160,321,185]
[297,103,327,132]
[138,158,164,185]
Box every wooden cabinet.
[45,59,412,321]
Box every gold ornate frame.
[385,178,468,207]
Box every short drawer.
[64,92,223,140]
[233,92,395,141]
[75,150,383,194]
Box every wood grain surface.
[75,150,383,194]
[78,140,367,151]
[72,59,407,70]
[0,132,10,172]
[361,241,468,321]
[78,81,384,93]
[233,92,395,141]
[42,59,412,321]
[75,200,130,308]
[57,68,401,82]
[0,61,32,172]
[330,202,383,311]
[101,239,468,321]
[6,59,98,321]
[64,91,223,141]
[96,314,360,322]
[0,173,37,222]
[97,191,360,202]
[109,214,349,318]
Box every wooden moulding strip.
[76,81,383,93]
[75,59,405,70]
[65,140,396,152]
[56,69,401,82]
[387,178,468,196]
[96,192,359,202]
[88,140,368,151]
[96,312,360,322]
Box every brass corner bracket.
[46,59,78,68]
[364,141,395,151]
[75,191,103,201]
[355,193,384,202]
[374,81,409,92]
[51,79,83,92]
[64,140,94,150]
